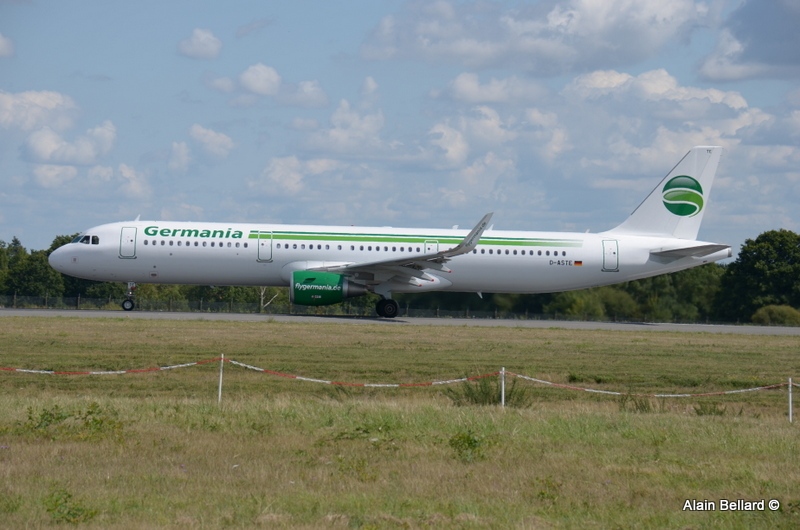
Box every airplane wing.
[308,212,493,280]
[650,244,731,259]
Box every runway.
[2,308,799,335]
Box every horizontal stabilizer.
[650,244,731,259]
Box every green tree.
[543,290,605,319]
[715,229,800,321]
[6,249,64,297]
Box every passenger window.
[144,240,149,246]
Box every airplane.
[49,146,731,318]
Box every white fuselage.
[48,220,730,294]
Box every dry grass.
[0,316,799,528]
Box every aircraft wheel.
[122,299,135,311]
[382,299,399,318]
[375,299,387,317]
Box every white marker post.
[500,367,506,409]
[789,377,793,424]
[218,354,225,404]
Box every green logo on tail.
[662,176,703,217]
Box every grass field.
[1,316,799,528]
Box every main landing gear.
[375,298,399,318]
[122,282,136,311]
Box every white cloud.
[308,100,385,153]
[525,108,572,162]
[178,28,222,60]
[32,164,78,188]
[168,141,191,172]
[25,120,116,165]
[428,123,469,167]
[565,69,748,110]
[239,63,282,96]
[189,124,234,158]
[118,163,151,199]
[700,2,800,81]
[0,32,14,57]
[87,165,114,183]
[362,0,707,74]
[0,90,77,131]
[699,30,760,81]
[280,80,328,107]
[236,18,271,39]
[250,156,341,196]
[291,117,319,131]
[362,76,379,97]
[464,106,517,146]
[456,151,515,195]
[206,76,235,93]
[447,73,545,103]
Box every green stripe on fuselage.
[247,230,582,248]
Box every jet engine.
[290,270,369,306]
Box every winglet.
[443,212,493,258]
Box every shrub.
[444,374,532,408]
[751,305,800,326]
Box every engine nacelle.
[290,271,369,306]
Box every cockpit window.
[71,234,100,245]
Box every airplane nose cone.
[48,246,72,273]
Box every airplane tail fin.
[605,146,722,240]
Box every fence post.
[500,367,506,409]
[790,377,793,424]
[218,354,225,404]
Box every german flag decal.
[575,261,583,266]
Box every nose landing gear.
[122,282,137,311]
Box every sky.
[1,0,799,257]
